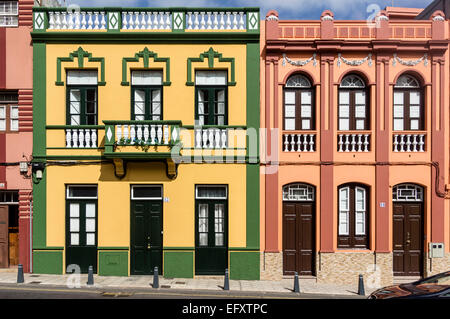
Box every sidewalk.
[0,270,378,297]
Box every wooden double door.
[283,202,315,276]
[130,200,163,275]
[393,202,424,276]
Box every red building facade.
[260,8,450,285]
[0,0,33,272]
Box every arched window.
[338,183,369,249]
[338,74,369,131]
[393,74,423,131]
[283,74,315,131]
[282,183,315,201]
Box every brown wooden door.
[283,202,315,276]
[0,205,8,268]
[393,203,423,276]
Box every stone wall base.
[260,252,283,280]
[316,252,393,288]
[424,253,450,277]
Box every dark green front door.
[131,200,163,275]
[66,201,97,274]
[195,200,228,275]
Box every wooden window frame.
[338,75,370,131]
[393,88,424,131]
[131,86,163,121]
[337,183,370,249]
[66,85,98,126]
[195,86,228,126]
[283,88,316,131]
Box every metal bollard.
[153,266,159,288]
[293,272,300,293]
[17,264,24,284]
[224,268,230,291]
[87,266,94,285]
[358,274,365,296]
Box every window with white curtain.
[338,74,369,131]
[283,74,314,131]
[393,74,423,131]
[0,1,18,27]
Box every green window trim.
[56,47,106,86]
[195,86,228,126]
[121,47,171,86]
[131,86,163,121]
[186,47,236,86]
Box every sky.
[63,0,434,20]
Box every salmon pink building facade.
[260,8,450,285]
[0,0,34,272]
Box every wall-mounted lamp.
[32,162,46,180]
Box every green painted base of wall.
[32,251,63,275]
[163,251,194,278]
[229,251,260,280]
[98,251,128,276]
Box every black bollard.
[293,272,300,293]
[153,266,159,288]
[87,266,94,285]
[358,274,365,296]
[17,264,24,284]
[224,268,230,291]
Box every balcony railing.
[282,132,316,152]
[337,132,371,152]
[65,127,99,148]
[393,132,426,152]
[33,7,260,32]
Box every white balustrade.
[121,11,171,30]
[282,133,316,152]
[65,129,98,148]
[393,134,425,152]
[114,124,173,146]
[185,11,246,30]
[195,128,228,149]
[48,11,107,30]
[338,134,370,152]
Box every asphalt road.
[0,283,364,299]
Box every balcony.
[392,132,426,152]
[282,131,317,152]
[33,7,260,33]
[337,132,371,152]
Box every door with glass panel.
[65,186,98,274]
[195,71,227,126]
[195,186,228,275]
[66,71,98,126]
[131,71,163,121]
[130,186,163,275]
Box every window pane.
[217,116,224,125]
[10,119,18,131]
[301,91,311,104]
[339,105,349,118]
[71,233,79,246]
[86,203,96,217]
[394,119,404,131]
[134,89,145,102]
[410,105,420,118]
[394,105,404,118]
[68,186,97,198]
[199,218,208,232]
[302,120,311,130]
[10,106,18,119]
[0,106,5,118]
[152,90,161,102]
[70,114,80,125]
[0,119,5,131]
[356,120,365,130]
[339,91,350,104]
[67,70,98,85]
[285,91,295,104]
[134,102,145,115]
[86,233,95,246]
[339,188,349,210]
[196,186,227,199]
[217,102,225,115]
[355,211,365,235]
[195,71,227,85]
[216,90,225,102]
[410,119,419,130]
[394,92,404,105]
[215,233,224,246]
[152,102,161,115]
[199,233,208,246]
[86,218,95,232]
[70,218,79,232]
[285,119,295,130]
[339,211,349,235]
[131,70,163,85]
[86,101,96,114]
[301,105,311,118]
[355,91,365,104]
[285,104,295,118]
[355,188,365,211]
[70,203,80,217]
[132,186,162,199]
[355,105,366,118]
[339,119,349,131]
[199,204,208,218]
[410,91,420,105]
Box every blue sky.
[64,0,434,20]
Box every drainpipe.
[29,199,32,273]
